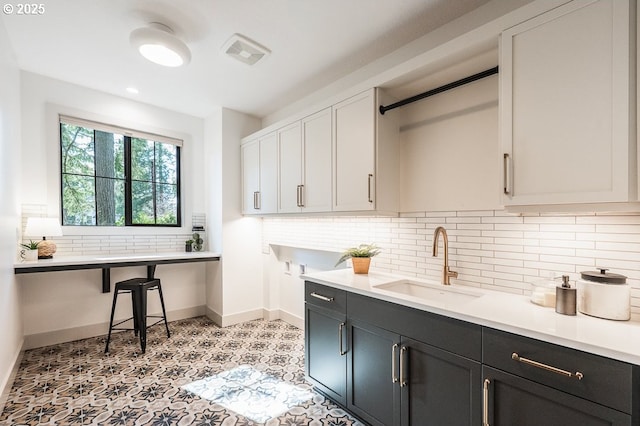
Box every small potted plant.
[185,239,193,252]
[20,240,40,261]
[335,243,381,274]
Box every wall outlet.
[299,264,307,275]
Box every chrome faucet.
[432,226,458,285]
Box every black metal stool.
[105,277,170,353]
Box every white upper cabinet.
[333,89,399,213]
[243,88,397,216]
[278,108,332,213]
[301,108,333,212]
[241,132,278,214]
[278,122,303,213]
[241,139,260,214]
[259,132,278,214]
[333,90,376,211]
[500,0,635,206]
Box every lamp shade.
[24,217,63,238]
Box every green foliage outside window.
[60,120,180,226]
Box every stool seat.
[105,277,170,353]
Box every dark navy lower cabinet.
[305,281,482,426]
[305,282,347,405]
[304,281,639,426]
[347,318,400,426]
[482,366,630,426]
[482,328,635,426]
[401,337,481,426]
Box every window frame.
[59,115,182,227]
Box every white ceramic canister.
[577,268,629,321]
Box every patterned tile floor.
[0,317,363,425]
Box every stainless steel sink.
[374,280,482,304]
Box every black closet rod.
[379,65,499,115]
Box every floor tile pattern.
[0,317,363,425]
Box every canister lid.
[580,268,627,284]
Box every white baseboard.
[218,308,265,327]
[207,307,303,330]
[277,309,304,329]
[0,339,24,415]
[23,305,205,350]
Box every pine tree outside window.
[59,116,181,227]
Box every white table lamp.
[24,217,63,259]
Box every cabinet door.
[347,318,400,426]
[278,122,303,213]
[333,90,376,211]
[483,366,631,426]
[501,0,633,205]
[241,139,260,214]
[302,108,332,212]
[305,303,347,405]
[259,132,278,213]
[401,337,481,426]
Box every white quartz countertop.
[14,251,221,270]
[302,269,640,365]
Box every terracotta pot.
[352,257,371,274]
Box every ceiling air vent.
[222,33,270,66]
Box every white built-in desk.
[14,252,221,292]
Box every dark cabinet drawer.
[483,366,631,426]
[483,327,635,414]
[348,292,482,361]
[305,281,347,313]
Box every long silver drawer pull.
[399,346,407,387]
[367,174,374,203]
[483,378,490,426]
[391,344,399,383]
[512,353,584,380]
[310,292,334,302]
[338,322,346,355]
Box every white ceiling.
[2,0,491,119]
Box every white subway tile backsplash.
[260,210,640,316]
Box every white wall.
[204,107,263,326]
[17,72,211,345]
[0,17,23,404]
[399,73,500,212]
[21,72,205,228]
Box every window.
[60,116,181,226]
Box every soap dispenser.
[556,275,576,316]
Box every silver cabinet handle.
[483,378,490,426]
[296,184,305,208]
[339,322,346,355]
[253,191,258,210]
[512,353,584,380]
[310,292,334,302]
[299,184,305,207]
[367,174,374,203]
[503,153,511,195]
[391,343,399,383]
[399,346,408,387]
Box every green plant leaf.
[335,243,380,266]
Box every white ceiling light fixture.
[222,33,270,66]
[130,23,191,67]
